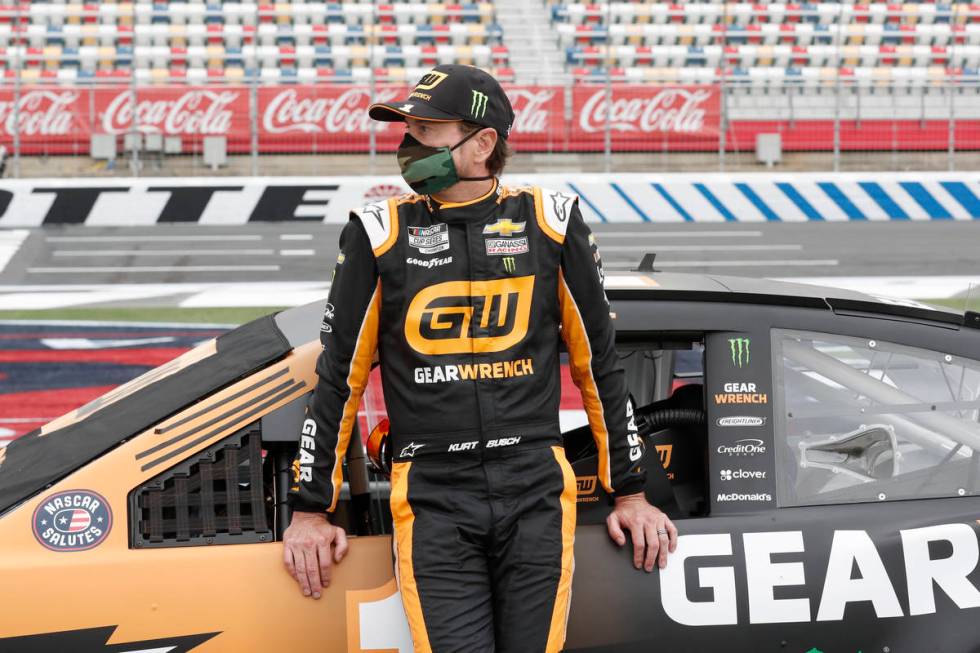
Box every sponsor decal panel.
[407,223,450,255]
[31,489,112,552]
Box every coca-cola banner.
[571,85,720,149]
[0,84,708,154]
[3,84,975,154]
[256,84,567,152]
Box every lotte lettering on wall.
[0,84,718,154]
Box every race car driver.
[283,64,678,652]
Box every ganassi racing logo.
[0,626,220,652]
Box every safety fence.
[1,172,976,225]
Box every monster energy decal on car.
[470,90,488,119]
[729,337,750,368]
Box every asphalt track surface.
[0,221,978,304]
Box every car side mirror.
[799,424,899,482]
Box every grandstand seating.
[0,1,977,86]
[550,2,980,84]
[0,2,512,83]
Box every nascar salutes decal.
[0,625,219,652]
[408,223,450,254]
[32,489,112,552]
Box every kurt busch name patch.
[32,489,112,552]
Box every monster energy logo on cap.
[502,256,516,273]
[729,337,750,368]
[470,90,488,119]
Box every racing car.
[2,271,980,652]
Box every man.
[283,64,677,652]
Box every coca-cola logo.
[506,88,558,135]
[0,90,79,137]
[100,90,239,135]
[262,88,402,135]
[578,88,714,134]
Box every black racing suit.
[288,179,645,653]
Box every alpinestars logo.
[0,626,220,652]
[729,337,750,368]
[470,90,488,119]
[400,442,425,458]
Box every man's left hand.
[607,493,678,571]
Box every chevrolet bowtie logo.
[482,219,526,237]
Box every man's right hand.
[283,510,349,599]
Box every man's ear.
[474,127,497,165]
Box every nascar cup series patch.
[32,489,112,552]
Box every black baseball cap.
[369,64,515,140]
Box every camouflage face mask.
[396,129,490,196]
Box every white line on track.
[0,229,29,273]
[46,235,264,243]
[28,265,282,273]
[605,259,839,268]
[280,234,315,241]
[599,244,802,252]
[594,230,763,238]
[0,418,57,423]
[53,249,276,257]
[279,249,315,256]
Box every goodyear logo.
[405,276,534,355]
